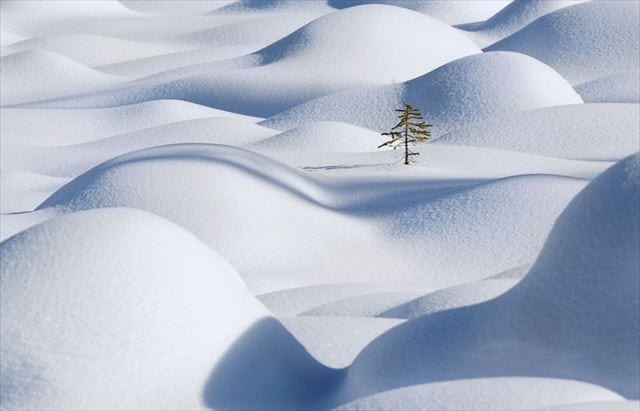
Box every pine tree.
[378,101,432,165]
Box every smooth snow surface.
[1,1,638,409]
[263,51,582,134]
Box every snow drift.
[342,153,640,403]
[0,208,334,410]
[262,51,582,135]
[487,1,640,85]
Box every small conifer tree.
[378,101,432,165]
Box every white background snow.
[0,1,639,410]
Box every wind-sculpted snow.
[28,5,480,114]
[342,154,640,403]
[263,51,582,134]
[0,208,337,410]
[434,103,640,160]
[2,1,638,409]
[37,144,588,293]
[462,0,589,48]
[487,1,640,85]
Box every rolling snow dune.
[250,121,381,153]
[262,51,582,135]
[0,208,338,410]
[35,144,589,293]
[0,171,69,214]
[462,0,589,48]
[118,0,236,15]
[0,33,185,67]
[1,100,262,147]
[30,5,480,115]
[0,50,124,106]
[342,153,640,402]
[1,119,278,177]
[487,1,640,85]
[336,378,626,411]
[575,72,640,103]
[328,0,511,25]
[434,103,640,160]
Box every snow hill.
[487,1,640,85]
[0,208,338,410]
[35,144,590,293]
[263,51,582,135]
[434,103,640,160]
[341,153,640,404]
[0,50,124,106]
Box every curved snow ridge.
[379,278,519,320]
[0,33,186,67]
[487,1,640,85]
[33,144,589,293]
[0,170,69,214]
[0,207,337,410]
[335,378,625,411]
[250,121,382,153]
[118,0,235,15]
[1,100,263,147]
[342,154,640,402]
[0,49,125,107]
[462,0,589,48]
[262,51,582,135]
[328,0,511,26]
[30,5,480,115]
[2,118,279,178]
[434,103,640,160]
[575,71,640,103]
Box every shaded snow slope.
[0,208,337,410]
[434,104,640,160]
[262,51,582,135]
[329,0,510,25]
[342,153,640,402]
[36,144,589,293]
[0,50,124,106]
[463,0,589,48]
[575,72,640,103]
[336,378,625,411]
[1,100,262,147]
[487,1,640,85]
[31,5,480,115]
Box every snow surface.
[1,1,638,409]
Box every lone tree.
[378,101,432,165]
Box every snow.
[263,51,582,135]
[1,1,638,409]
[487,1,640,85]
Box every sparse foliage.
[379,101,432,165]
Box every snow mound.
[0,208,259,409]
[0,171,68,214]
[0,28,25,46]
[343,154,640,401]
[258,284,426,317]
[250,121,381,153]
[0,50,123,106]
[40,5,480,116]
[262,51,582,135]
[336,378,625,411]
[300,291,429,317]
[1,33,182,67]
[575,72,640,103]
[487,1,640,85]
[329,0,510,26]
[380,278,518,319]
[0,208,337,410]
[434,104,640,160]
[463,0,589,48]
[36,144,588,293]
[1,100,261,147]
[2,118,278,177]
[119,0,235,15]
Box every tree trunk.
[404,124,409,165]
